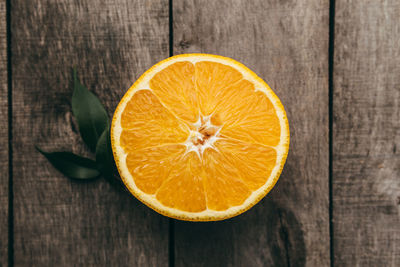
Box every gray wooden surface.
[0,0,8,265]
[173,0,330,266]
[333,0,400,266]
[11,0,169,266]
[1,0,399,266]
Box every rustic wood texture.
[173,0,330,266]
[5,0,400,266]
[333,0,400,266]
[0,0,8,265]
[11,0,169,265]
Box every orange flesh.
[120,61,280,212]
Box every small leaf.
[36,146,100,179]
[72,68,109,152]
[95,127,118,180]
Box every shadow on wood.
[175,198,306,267]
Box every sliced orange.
[111,54,289,221]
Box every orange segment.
[202,149,251,211]
[195,61,243,116]
[156,153,206,212]
[120,90,189,151]
[126,144,186,194]
[195,61,280,146]
[212,79,281,146]
[215,138,277,190]
[150,61,199,122]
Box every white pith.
[183,114,222,159]
[111,54,290,221]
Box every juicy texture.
[117,59,284,215]
[120,90,189,151]
[150,61,199,123]
[126,144,186,194]
[156,152,206,212]
[195,61,243,116]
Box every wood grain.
[0,0,8,265]
[173,0,330,266]
[11,0,169,265]
[333,1,400,266]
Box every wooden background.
[0,0,399,266]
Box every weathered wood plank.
[173,1,330,266]
[0,0,8,265]
[12,0,169,265]
[333,1,400,266]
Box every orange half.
[111,54,289,221]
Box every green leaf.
[36,146,100,180]
[95,127,118,180]
[72,68,109,152]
